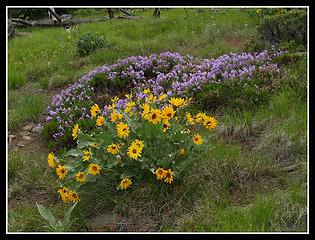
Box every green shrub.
[47,96,217,205]
[243,8,307,53]
[196,66,286,111]
[75,31,109,57]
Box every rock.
[87,212,122,232]
[32,126,40,133]
[19,131,30,136]
[22,124,34,131]
[17,142,25,147]
[22,136,32,141]
[8,135,15,142]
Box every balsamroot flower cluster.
[47,89,217,204]
[43,50,286,149]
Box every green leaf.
[36,202,56,228]
[77,132,94,148]
[63,202,78,225]
[86,174,98,182]
[106,158,118,168]
[64,148,83,157]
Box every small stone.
[22,136,32,141]
[8,135,15,142]
[22,124,34,131]
[32,127,40,133]
[87,212,122,232]
[17,142,25,147]
[20,131,30,136]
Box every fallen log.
[9,15,142,29]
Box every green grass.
[8,90,47,130]
[8,69,26,90]
[7,8,307,232]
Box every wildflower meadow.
[8,7,308,233]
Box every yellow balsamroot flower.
[168,97,185,107]
[164,169,174,184]
[124,101,135,113]
[194,112,207,123]
[107,103,116,110]
[154,168,166,179]
[56,165,67,180]
[162,119,171,132]
[146,94,157,104]
[183,97,192,106]
[256,8,262,13]
[90,41,95,45]
[178,149,185,154]
[193,133,203,145]
[116,122,130,139]
[148,108,162,125]
[162,105,176,120]
[111,96,119,102]
[88,164,102,175]
[90,104,100,117]
[132,139,144,151]
[48,152,55,168]
[127,144,142,160]
[69,190,80,203]
[72,123,79,140]
[203,116,217,130]
[185,128,191,134]
[82,148,92,161]
[110,110,123,123]
[143,88,150,94]
[141,103,150,119]
[158,93,167,101]
[126,101,136,109]
[120,178,132,189]
[186,112,195,125]
[107,144,119,155]
[96,115,105,126]
[92,142,98,148]
[125,93,133,100]
[76,172,86,183]
[57,186,70,203]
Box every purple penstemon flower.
[44,50,285,143]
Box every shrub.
[47,95,217,204]
[75,31,109,57]
[243,8,307,53]
[42,51,286,151]
[8,8,47,20]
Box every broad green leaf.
[106,158,118,168]
[64,148,83,157]
[77,132,94,148]
[64,202,78,225]
[36,202,56,228]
